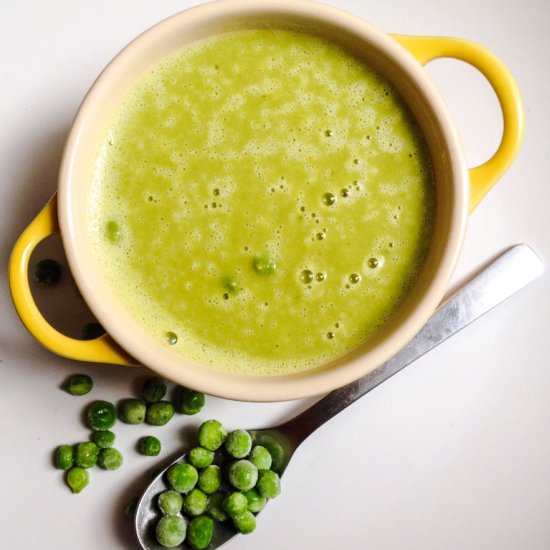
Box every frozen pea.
[249,445,272,470]
[87,400,116,431]
[75,442,99,469]
[225,429,252,459]
[227,459,258,492]
[66,466,89,493]
[119,398,146,424]
[91,430,115,449]
[55,445,74,470]
[63,374,93,396]
[187,515,214,550]
[207,492,228,522]
[156,514,187,548]
[98,448,123,470]
[223,492,248,518]
[253,434,285,472]
[166,463,198,494]
[188,447,214,469]
[139,435,161,457]
[233,510,256,534]
[198,419,227,451]
[158,490,183,515]
[146,401,174,426]
[198,465,222,494]
[257,469,281,499]
[244,488,266,513]
[183,489,209,517]
[177,388,205,415]
[142,377,167,403]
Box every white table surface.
[1,1,549,549]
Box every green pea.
[75,441,99,469]
[139,435,161,457]
[87,400,117,431]
[91,430,115,449]
[253,255,277,276]
[155,514,187,548]
[197,465,222,494]
[257,469,281,499]
[166,463,198,494]
[244,488,266,513]
[177,388,205,415]
[198,419,227,451]
[225,429,252,458]
[119,398,146,424]
[66,466,89,493]
[158,490,183,515]
[63,374,93,396]
[249,445,272,470]
[183,489,209,517]
[105,220,122,243]
[81,322,105,340]
[233,510,256,534]
[206,491,228,522]
[55,444,74,470]
[223,492,248,518]
[188,447,214,469]
[227,459,258,492]
[98,448,123,470]
[142,376,167,403]
[253,434,285,473]
[187,515,214,550]
[124,496,139,518]
[146,401,174,426]
[34,259,61,285]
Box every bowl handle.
[9,194,137,366]
[392,35,524,212]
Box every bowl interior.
[58,0,468,401]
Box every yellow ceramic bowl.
[9,0,523,402]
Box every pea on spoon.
[135,244,543,550]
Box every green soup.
[88,29,435,376]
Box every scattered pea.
[98,448,123,470]
[177,388,205,415]
[34,259,61,285]
[187,515,214,550]
[139,435,161,457]
[183,489,209,517]
[142,377,167,403]
[233,510,256,534]
[188,447,214,469]
[198,465,222,494]
[55,445,74,470]
[158,490,183,515]
[225,429,252,459]
[249,445,272,471]
[63,374,93,396]
[119,398,146,424]
[66,466,89,493]
[75,442,99,469]
[81,322,106,340]
[87,400,117,431]
[156,514,187,548]
[166,463,198,494]
[91,430,115,449]
[198,419,227,451]
[146,401,174,426]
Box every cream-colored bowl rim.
[58,0,468,402]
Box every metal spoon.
[135,244,544,550]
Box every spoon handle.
[280,244,544,444]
